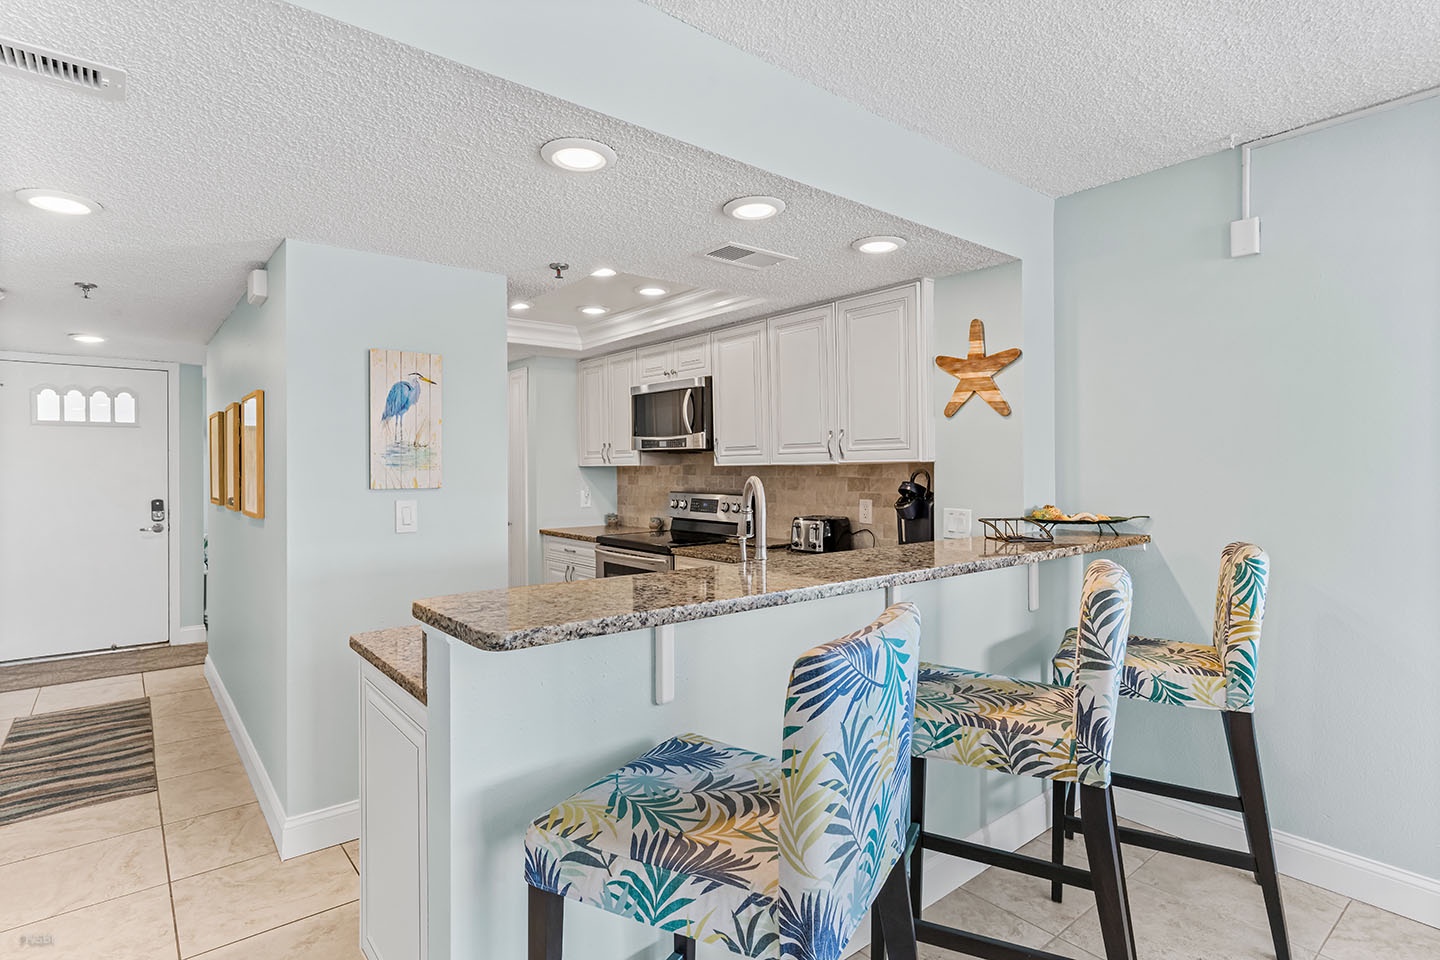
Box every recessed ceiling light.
[16,188,100,215]
[590,267,617,278]
[540,138,617,173]
[636,286,667,297]
[723,196,786,220]
[579,305,608,316]
[69,333,106,344]
[851,235,907,254]
[510,301,531,311]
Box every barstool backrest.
[1212,542,1270,712]
[1071,559,1135,787]
[777,601,920,959]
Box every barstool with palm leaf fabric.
[876,558,1138,960]
[1049,541,1290,960]
[525,603,923,960]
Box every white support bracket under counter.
[653,624,676,705]
[1028,563,1040,612]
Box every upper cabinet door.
[635,343,674,384]
[672,334,711,377]
[712,321,770,464]
[834,283,922,462]
[605,351,640,465]
[768,306,836,463]
[576,358,609,466]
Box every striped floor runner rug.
[0,698,157,825]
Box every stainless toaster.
[790,515,853,553]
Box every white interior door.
[507,368,529,586]
[0,360,170,660]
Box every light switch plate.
[942,507,972,539]
[858,499,873,524]
[580,487,592,508]
[395,499,418,534]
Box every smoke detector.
[701,242,797,270]
[0,37,126,100]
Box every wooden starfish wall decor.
[935,318,1021,417]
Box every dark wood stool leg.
[1051,780,1068,902]
[1079,785,1135,960]
[672,933,697,959]
[874,855,919,960]
[1064,780,1078,839]
[909,756,927,917]
[528,886,564,960]
[870,911,886,960]
[1225,711,1291,960]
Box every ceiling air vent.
[701,242,797,270]
[0,37,126,101]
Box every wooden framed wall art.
[223,401,241,511]
[240,389,265,518]
[208,411,226,505]
[369,348,443,489]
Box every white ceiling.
[0,0,1007,360]
[645,0,1440,197]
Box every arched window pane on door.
[113,391,137,424]
[63,389,87,422]
[35,388,61,422]
[89,390,113,423]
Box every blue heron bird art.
[382,371,437,445]
[370,349,443,489]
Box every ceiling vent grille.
[701,242,797,270]
[0,37,126,100]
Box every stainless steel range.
[594,491,748,578]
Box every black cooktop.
[594,530,729,556]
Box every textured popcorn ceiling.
[0,0,1007,352]
[646,0,1440,197]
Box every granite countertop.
[539,525,653,543]
[414,533,1150,652]
[671,540,794,564]
[350,626,426,704]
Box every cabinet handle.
[602,442,609,463]
[837,429,845,459]
[825,429,834,460]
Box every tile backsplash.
[617,460,934,546]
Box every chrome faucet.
[740,475,767,564]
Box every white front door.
[0,360,170,660]
[507,368,529,586]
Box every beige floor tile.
[31,675,144,715]
[919,887,1053,958]
[1129,851,1347,954]
[165,803,276,880]
[1058,876,1316,960]
[187,901,361,960]
[0,718,9,748]
[149,688,220,718]
[155,731,241,781]
[0,793,160,867]
[142,665,208,697]
[0,689,38,721]
[0,827,167,931]
[158,763,256,823]
[0,884,176,960]
[1042,937,1104,960]
[152,707,230,746]
[1320,900,1440,960]
[170,847,358,957]
[341,840,359,873]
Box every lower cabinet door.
[360,668,427,960]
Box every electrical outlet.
[942,507,972,539]
[580,487,592,508]
[858,499,873,524]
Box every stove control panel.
[668,490,745,526]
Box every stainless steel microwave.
[630,376,713,451]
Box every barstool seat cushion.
[913,663,1078,782]
[1054,630,1227,710]
[525,732,784,956]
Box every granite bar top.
[671,540,794,564]
[414,533,1150,652]
[350,626,427,704]
[540,525,653,543]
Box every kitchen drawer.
[542,536,596,581]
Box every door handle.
[682,388,694,435]
[140,524,165,533]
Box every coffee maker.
[895,468,934,544]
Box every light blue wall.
[206,243,290,803]
[1056,99,1440,876]
[509,356,617,584]
[178,363,206,626]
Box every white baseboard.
[175,624,207,645]
[1116,788,1440,929]
[204,656,359,860]
[841,793,1051,957]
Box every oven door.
[631,377,712,451]
[595,545,674,578]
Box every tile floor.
[3,666,1436,959]
[0,666,359,959]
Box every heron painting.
[369,348,443,489]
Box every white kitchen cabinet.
[605,352,639,465]
[576,352,638,466]
[711,321,770,465]
[637,334,711,384]
[542,536,595,582]
[834,282,930,462]
[768,305,837,463]
[359,661,427,960]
